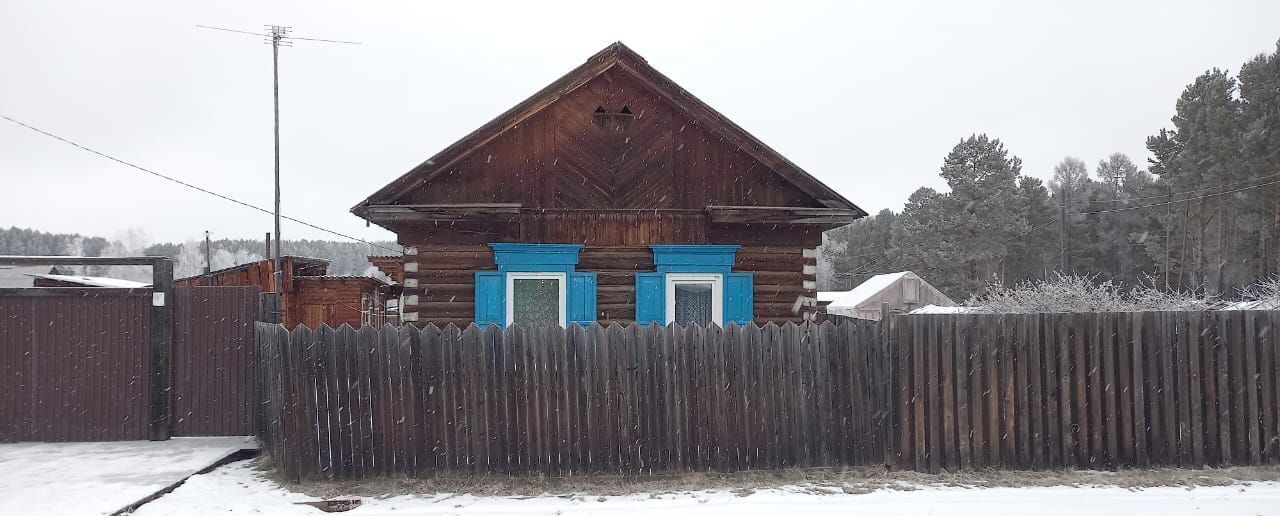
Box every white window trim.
[665,273,723,326]
[505,272,567,327]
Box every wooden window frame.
[664,272,723,326]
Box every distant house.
[174,256,397,328]
[350,42,865,327]
[824,271,954,321]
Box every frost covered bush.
[967,273,1215,313]
[1239,275,1280,303]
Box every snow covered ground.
[133,460,1280,516]
[0,436,255,516]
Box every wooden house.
[174,256,395,328]
[352,42,865,327]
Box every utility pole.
[270,25,286,293]
[196,24,359,293]
[202,231,212,285]
[1060,191,1069,273]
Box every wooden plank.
[1057,314,1074,466]
[993,314,1013,468]
[940,316,958,471]
[1027,313,1044,469]
[1116,314,1134,467]
[964,315,985,468]
[954,317,971,470]
[1245,311,1262,465]
[1088,313,1104,468]
[1272,311,1280,464]
[1132,312,1149,467]
[912,316,927,472]
[1266,311,1280,464]
[984,314,1001,467]
[1217,312,1233,465]
[1101,313,1119,468]
[1186,314,1205,468]
[1041,314,1059,467]
[1174,314,1192,466]
[1073,313,1089,465]
[1230,311,1248,464]
[1014,314,1031,467]
[1159,312,1177,465]
[927,316,943,473]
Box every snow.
[0,436,255,516]
[1221,299,1280,310]
[26,273,151,288]
[909,304,976,314]
[816,291,845,303]
[133,460,1280,516]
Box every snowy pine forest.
[821,41,1280,304]
[0,226,395,281]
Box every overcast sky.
[2,1,1278,246]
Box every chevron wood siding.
[400,68,817,210]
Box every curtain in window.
[673,283,713,326]
[512,278,559,326]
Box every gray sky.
[2,0,1278,246]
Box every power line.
[197,23,361,291]
[1084,172,1280,203]
[1076,179,1280,216]
[0,114,401,254]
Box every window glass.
[512,278,560,326]
[673,282,714,326]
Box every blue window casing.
[474,243,596,327]
[636,244,754,326]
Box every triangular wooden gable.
[352,42,864,220]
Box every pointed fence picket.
[254,311,1280,481]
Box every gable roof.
[352,42,865,216]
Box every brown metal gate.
[0,285,260,442]
[0,289,153,442]
[172,286,260,436]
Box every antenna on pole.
[196,24,360,293]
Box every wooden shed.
[823,271,955,321]
[352,42,865,327]
[175,256,395,328]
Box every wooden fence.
[255,311,1280,481]
[255,320,893,480]
[898,311,1280,472]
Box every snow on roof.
[909,304,979,315]
[26,273,150,289]
[826,271,911,310]
[817,291,845,303]
[1221,299,1280,311]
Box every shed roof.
[27,273,150,288]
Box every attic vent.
[594,106,606,114]
[619,106,632,115]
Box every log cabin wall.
[401,241,818,326]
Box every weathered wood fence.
[255,311,1280,481]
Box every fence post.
[148,258,173,441]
